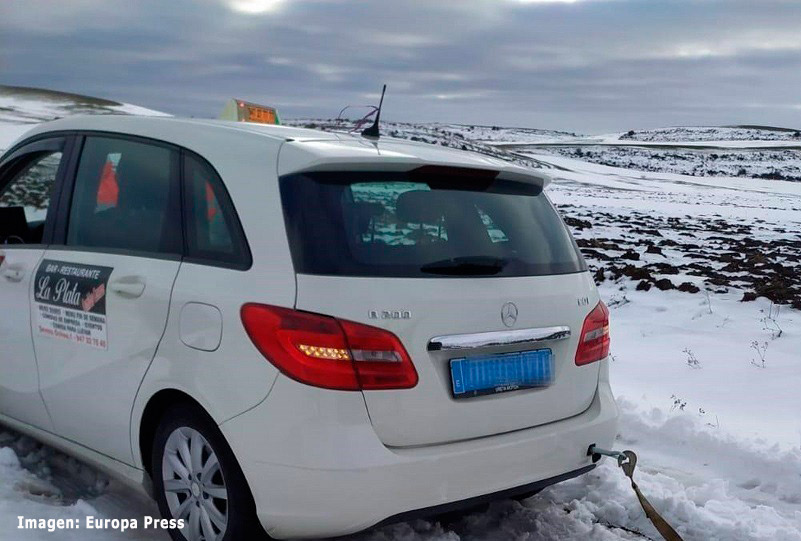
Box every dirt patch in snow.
[558,206,801,309]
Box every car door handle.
[2,266,25,282]
[110,276,146,298]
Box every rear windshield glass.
[279,170,586,278]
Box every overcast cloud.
[2,0,801,132]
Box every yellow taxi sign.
[219,99,281,125]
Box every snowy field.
[531,145,801,182]
[2,98,800,540]
[296,117,581,145]
[618,126,801,143]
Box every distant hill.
[618,125,801,143]
[0,85,168,150]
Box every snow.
[293,118,580,145]
[617,126,801,143]
[599,287,801,448]
[491,125,801,146]
[530,146,801,182]
[535,149,801,448]
[0,125,33,153]
[0,85,168,151]
[350,398,801,540]
[3,102,801,539]
[0,432,166,540]
[542,400,801,541]
[503,139,801,149]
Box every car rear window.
[279,169,586,278]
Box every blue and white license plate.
[450,349,553,399]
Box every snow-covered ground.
[2,100,800,540]
[531,145,801,181]
[294,118,580,145]
[619,126,801,143]
[0,432,165,540]
[520,150,801,449]
[493,125,801,146]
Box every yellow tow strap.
[619,450,684,541]
[588,446,684,541]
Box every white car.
[0,115,617,541]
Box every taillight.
[240,304,418,391]
[575,301,610,366]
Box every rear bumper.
[220,368,618,539]
[374,463,595,528]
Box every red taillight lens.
[339,319,418,390]
[240,304,418,391]
[575,301,610,366]
[241,304,358,390]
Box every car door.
[0,136,71,430]
[32,134,182,464]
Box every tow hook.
[587,444,685,541]
[587,444,627,464]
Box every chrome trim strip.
[428,326,571,352]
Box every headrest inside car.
[395,190,445,224]
[351,202,385,235]
[0,206,29,243]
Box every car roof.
[17,115,550,187]
[19,114,340,144]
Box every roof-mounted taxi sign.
[218,99,281,125]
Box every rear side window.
[279,170,586,278]
[67,136,181,255]
[183,153,251,269]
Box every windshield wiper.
[420,256,508,276]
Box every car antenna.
[361,84,386,139]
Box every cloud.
[508,0,591,3]
[1,0,801,132]
[226,0,286,13]
[358,31,445,48]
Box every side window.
[183,154,251,268]
[0,150,63,245]
[67,136,181,255]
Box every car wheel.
[151,403,267,541]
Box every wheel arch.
[137,388,210,476]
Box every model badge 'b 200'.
[369,310,411,320]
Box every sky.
[2,0,801,133]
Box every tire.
[151,403,268,541]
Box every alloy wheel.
[162,427,229,541]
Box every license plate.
[450,349,553,399]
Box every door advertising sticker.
[34,259,113,349]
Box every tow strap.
[588,446,685,541]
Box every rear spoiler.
[277,139,552,190]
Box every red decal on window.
[97,160,119,206]
[205,182,218,221]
